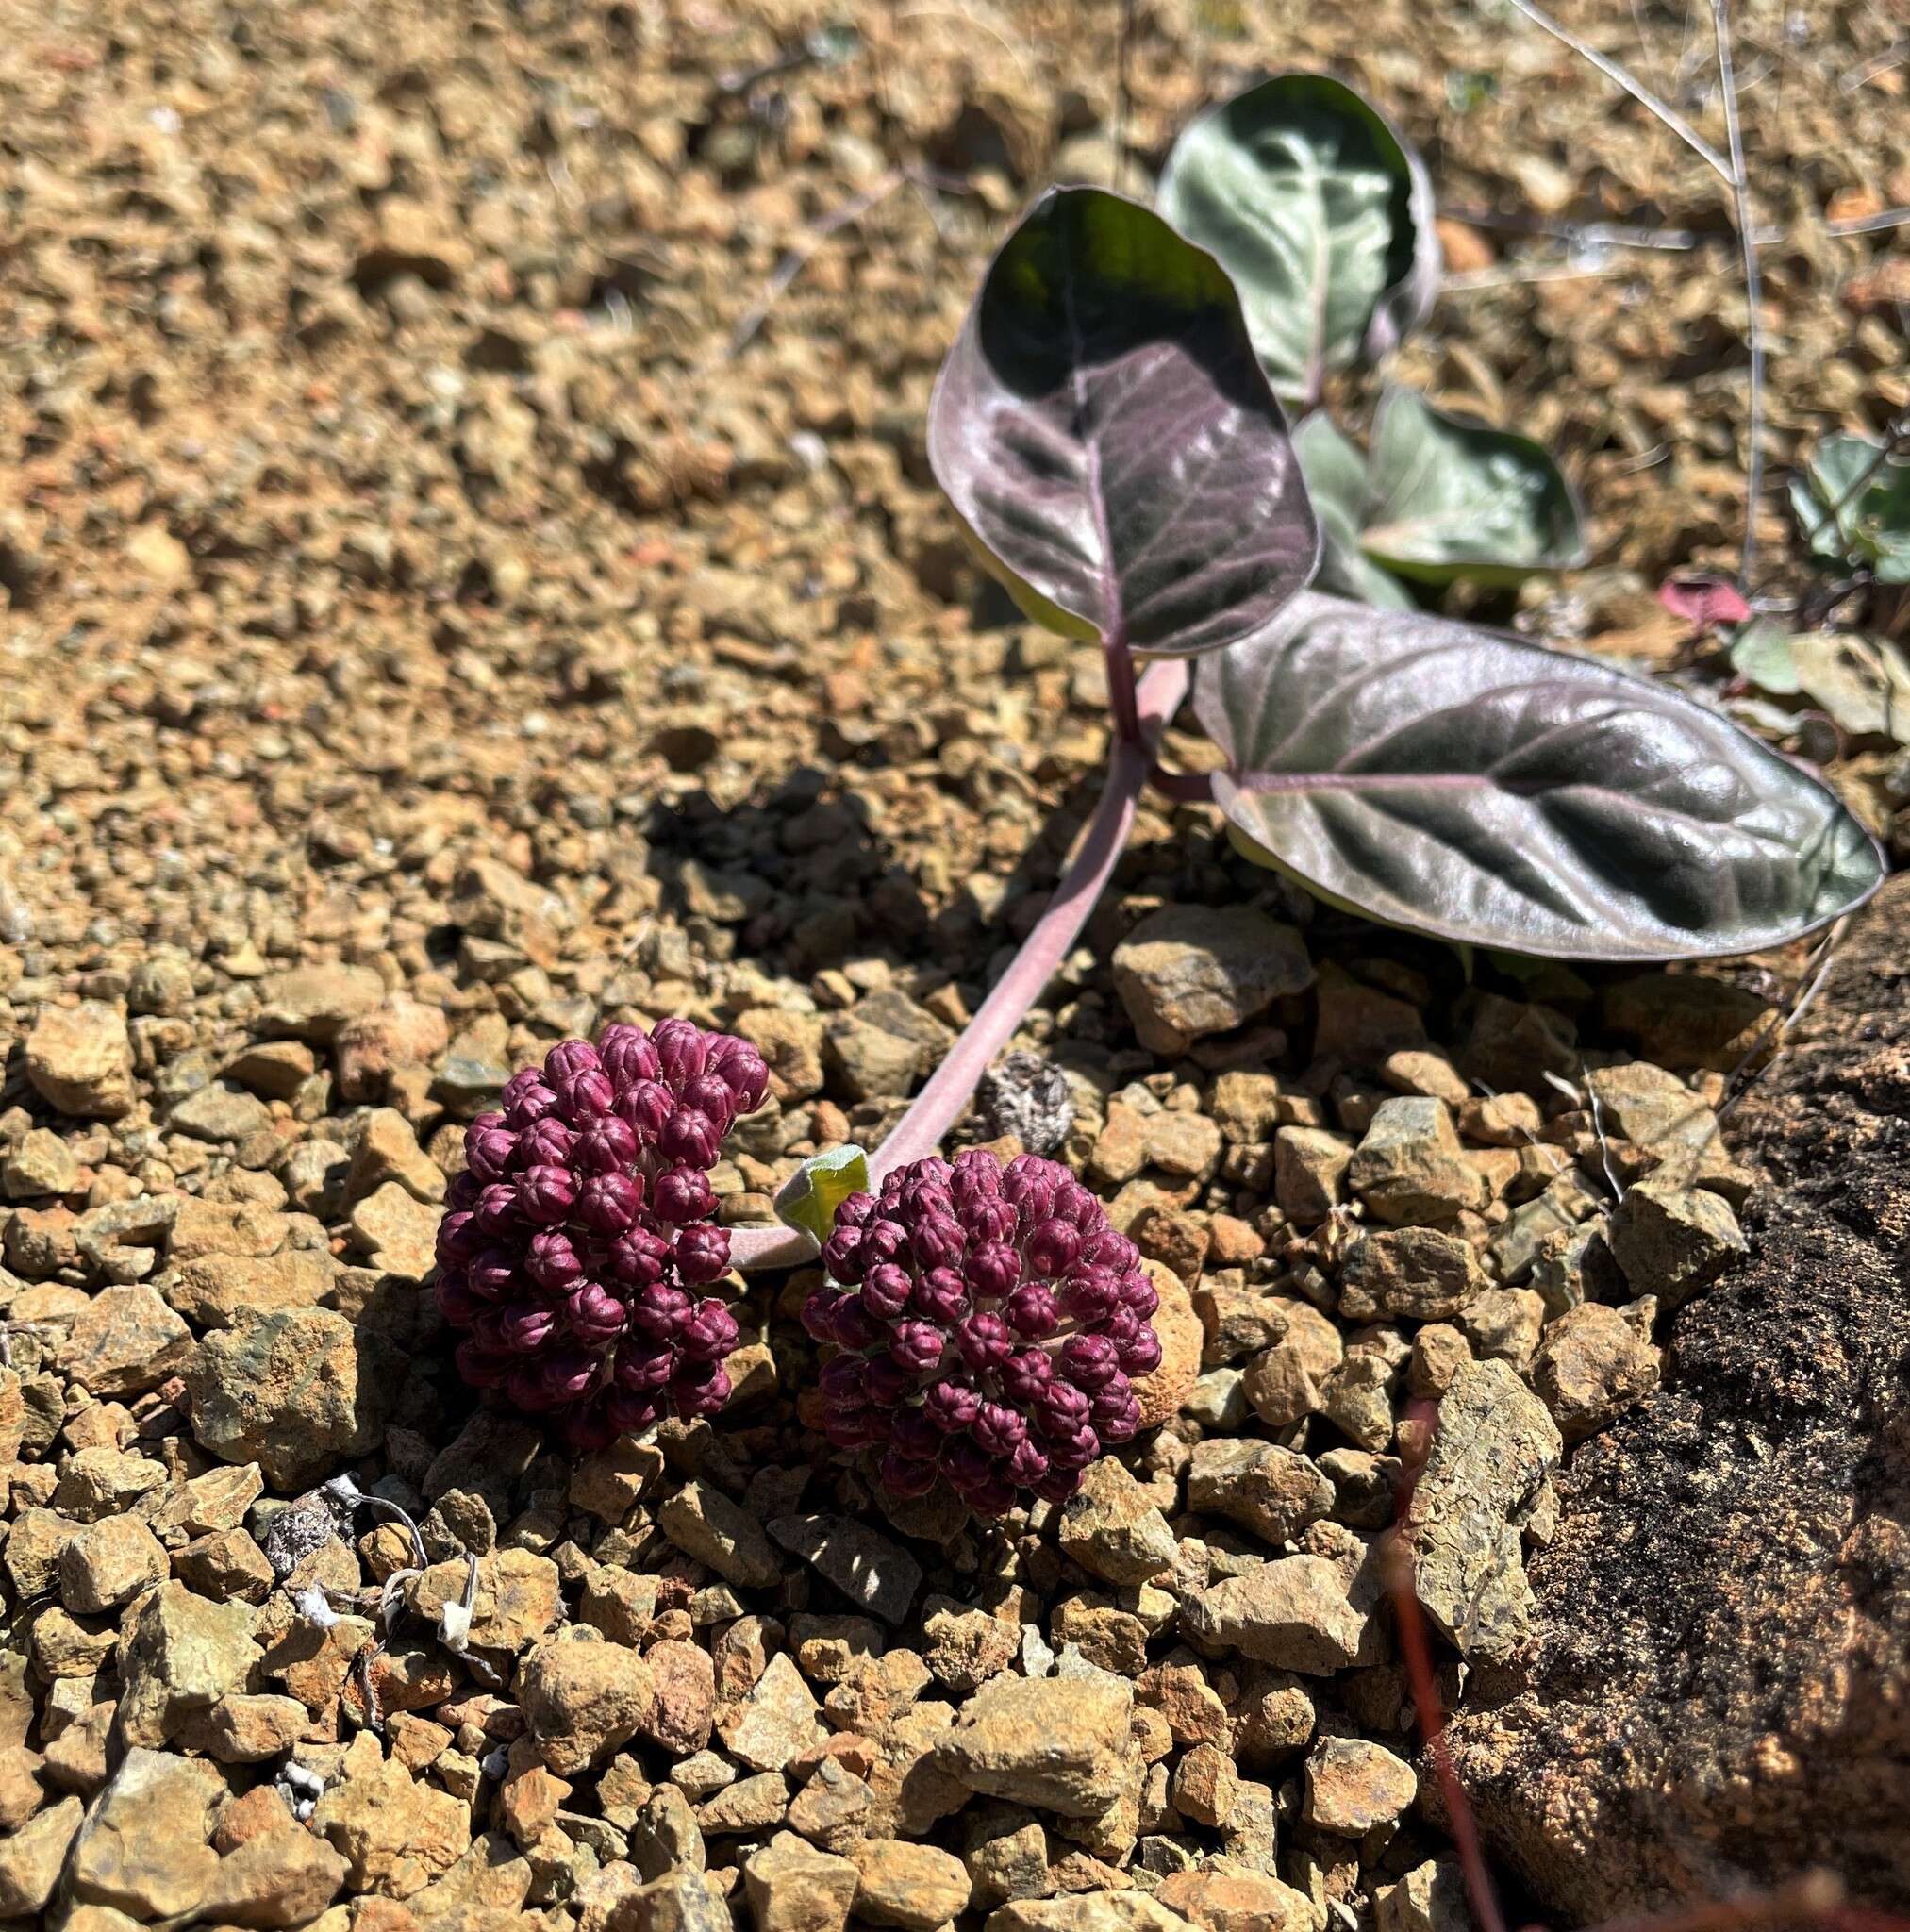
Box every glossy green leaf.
[1789,433,1910,584]
[774,1144,869,1247]
[1159,73,1438,407]
[1195,591,1884,960]
[927,187,1319,656]
[1297,387,1585,591]
[1293,413,1417,608]
[1357,388,1587,583]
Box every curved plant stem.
[729,656,1189,1273]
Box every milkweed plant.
[434,74,1883,1514]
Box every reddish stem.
[729,657,1188,1272]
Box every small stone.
[59,1513,167,1614]
[224,1040,319,1100]
[1169,1741,1238,1827]
[1112,907,1314,1057]
[1457,1287,1547,1370]
[823,1016,922,1102]
[68,1746,224,1919]
[198,1827,349,1930]
[1154,1868,1314,1932]
[334,997,450,1103]
[658,1481,781,1589]
[61,1284,193,1397]
[347,1108,446,1206]
[186,1306,394,1489]
[921,1599,1020,1697]
[1403,1360,1563,1662]
[1375,1857,1470,1932]
[164,1248,339,1328]
[973,1052,1076,1158]
[256,965,387,1042]
[743,1831,859,1932]
[519,1634,656,1775]
[1133,1261,1202,1431]
[1381,1050,1470,1105]
[1600,973,1777,1072]
[699,1770,792,1838]
[346,1179,441,1278]
[311,1732,472,1898]
[985,1895,1194,1932]
[645,1640,718,1755]
[170,1083,274,1142]
[962,1808,1049,1910]
[1304,1735,1417,1833]
[1058,1458,1178,1585]
[1318,1350,1400,1454]
[117,1581,262,1748]
[174,1691,309,1763]
[1314,963,1427,1062]
[1530,1303,1661,1440]
[770,1513,922,1626]
[736,1009,828,1103]
[1187,1441,1333,1547]
[720,1651,827,1774]
[1337,1227,1486,1322]
[608,1870,733,1932]
[1272,1127,1352,1226]
[1179,1554,1381,1674]
[4,1127,81,1199]
[849,1837,972,1929]
[1348,1098,1488,1225]
[54,1445,166,1522]
[25,1002,136,1118]
[937,1675,1136,1818]
[0,1793,83,1916]
[1604,1181,1748,1307]
[1143,1111,1223,1180]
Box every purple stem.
[729,656,1190,1273]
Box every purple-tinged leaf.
[1195,592,1885,961]
[927,187,1319,657]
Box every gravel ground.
[0,2,1900,1928]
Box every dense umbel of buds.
[434,1022,770,1452]
[803,1150,1163,1514]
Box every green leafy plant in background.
[1790,432,1910,585]
[1712,429,1910,749]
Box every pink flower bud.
[464,1119,518,1183]
[599,1023,660,1088]
[861,1263,914,1321]
[652,1016,708,1090]
[650,1164,715,1224]
[577,1172,643,1234]
[674,1224,731,1286]
[573,1114,639,1174]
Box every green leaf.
[1354,388,1586,585]
[1293,413,1418,608]
[774,1145,870,1248]
[1159,73,1438,407]
[1732,622,1910,744]
[1195,591,1884,961]
[1789,433,1910,583]
[927,187,1319,655]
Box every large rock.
[936,1675,1137,1817]
[1439,877,1910,1915]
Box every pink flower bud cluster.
[802,1150,1162,1514]
[434,1021,769,1451]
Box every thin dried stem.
[1502,0,1733,185]
[1709,0,1764,582]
